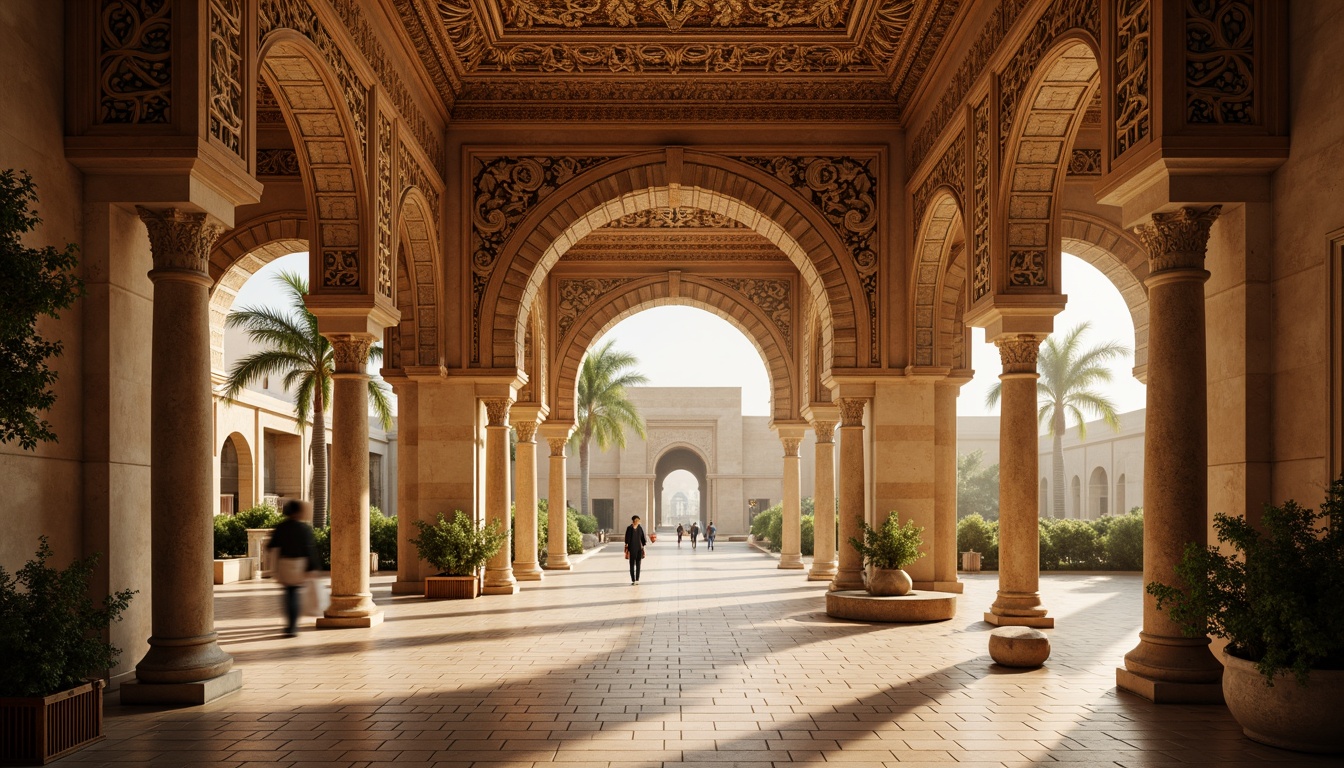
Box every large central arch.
[654,446,710,528]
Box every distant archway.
[1116,472,1128,515]
[1070,475,1082,519]
[655,447,709,529]
[1089,466,1109,518]
[221,432,255,514]
[1039,478,1048,518]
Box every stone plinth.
[825,590,957,622]
[989,626,1050,668]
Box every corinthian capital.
[329,334,374,374]
[838,398,866,427]
[996,335,1041,375]
[514,418,538,443]
[547,437,568,458]
[1134,206,1222,273]
[137,207,225,276]
[813,421,836,444]
[781,436,803,457]
[483,398,512,427]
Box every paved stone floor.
[79,541,1333,767]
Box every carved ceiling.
[392,0,964,117]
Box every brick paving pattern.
[74,542,1334,767]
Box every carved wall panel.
[256,148,300,175]
[207,0,244,157]
[555,277,633,342]
[970,97,991,302]
[1114,0,1151,156]
[912,131,965,234]
[376,113,394,300]
[1067,148,1102,176]
[99,0,173,124]
[398,140,440,215]
[709,277,793,349]
[1185,0,1255,125]
[604,207,744,229]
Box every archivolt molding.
[911,131,965,235]
[648,430,716,476]
[708,278,794,350]
[208,211,309,372]
[394,189,443,369]
[1059,210,1151,380]
[910,192,964,368]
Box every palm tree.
[570,339,649,517]
[986,322,1129,519]
[223,271,394,528]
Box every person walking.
[676,523,685,548]
[266,500,319,637]
[625,515,649,585]
[706,521,717,551]
[689,521,700,550]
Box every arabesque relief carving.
[556,277,634,342]
[376,113,394,300]
[99,0,173,124]
[604,207,744,229]
[1115,0,1151,156]
[399,141,441,214]
[1067,148,1102,176]
[913,131,965,233]
[502,0,853,31]
[207,0,245,158]
[323,250,359,288]
[1185,0,1255,125]
[256,148,300,176]
[970,97,991,302]
[710,277,793,348]
[1008,250,1047,287]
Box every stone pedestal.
[482,398,518,594]
[246,528,272,578]
[831,398,868,592]
[512,412,543,581]
[778,429,805,569]
[318,335,383,629]
[808,419,838,581]
[1118,207,1225,703]
[543,431,572,570]
[985,336,1053,629]
[125,208,237,705]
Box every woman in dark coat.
[625,515,649,585]
[266,500,319,637]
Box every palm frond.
[367,379,395,432]
[222,350,308,402]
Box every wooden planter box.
[425,576,478,599]
[0,680,104,765]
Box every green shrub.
[411,510,506,576]
[0,537,135,697]
[314,526,331,570]
[1045,518,1104,569]
[1102,510,1143,570]
[369,506,397,569]
[850,510,925,570]
[800,514,815,557]
[234,504,282,530]
[750,505,777,540]
[574,513,599,535]
[956,514,999,569]
[566,512,583,554]
[213,514,245,558]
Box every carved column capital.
[838,398,867,427]
[996,335,1042,375]
[813,421,836,444]
[483,398,513,427]
[781,436,803,457]
[547,437,569,457]
[514,418,538,443]
[329,334,374,374]
[137,207,224,277]
[1134,206,1222,273]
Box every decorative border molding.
[1115,0,1151,156]
[709,277,794,348]
[970,96,991,302]
[375,112,394,300]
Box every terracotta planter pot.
[867,568,912,597]
[424,576,479,600]
[1221,650,1344,754]
[0,680,105,765]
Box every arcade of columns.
[58,0,1287,709]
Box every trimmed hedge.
[212,504,283,557]
[749,503,816,556]
[956,510,1144,571]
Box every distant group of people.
[675,521,716,550]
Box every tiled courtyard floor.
[78,541,1333,767]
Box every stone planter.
[1221,650,1344,753]
[960,551,981,572]
[245,529,273,578]
[369,552,378,574]
[0,679,105,765]
[212,556,257,585]
[425,576,479,600]
[867,568,913,597]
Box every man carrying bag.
[267,500,321,637]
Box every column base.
[391,580,425,595]
[808,562,838,581]
[545,557,572,571]
[482,583,520,595]
[778,554,805,569]
[317,611,384,629]
[513,563,544,581]
[829,570,865,592]
[1116,667,1225,704]
[984,612,1055,628]
[120,669,242,706]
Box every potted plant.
[1148,477,1344,754]
[849,511,926,596]
[411,511,506,599]
[0,537,135,765]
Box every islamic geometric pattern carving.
[99,0,172,124]
[735,154,879,362]
[1186,0,1255,125]
[556,278,634,343]
[207,0,244,157]
[709,278,793,349]
[376,113,394,300]
[1134,206,1222,273]
[971,97,991,302]
[1115,0,1151,156]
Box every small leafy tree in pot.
[849,511,926,596]
[411,511,506,578]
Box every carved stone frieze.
[99,0,172,124]
[376,113,394,301]
[1007,250,1048,287]
[556,277,633,342]
[256,148,300,176]
[1134,206,1222,273]
[1115,0,1151,156]
[503,0,854,31]
[813,421,836,443]
[996,334,1041,374]
[1067,148,1103,176]
[781,436,803,457]
[912,131,965,233]
[329,334,374,373]
[322,249,360,288]
[563,240,787,261]
[838,397,866,427]
[1185,0,1255,124]
[483,397,513,426]
[138,208,225,275]
[603,207,744,229]
[207,0,244,157]
[970,97,991,303]
[518,322,535,402]
[710,277,793,348]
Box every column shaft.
[512,417,542,581]
[319,336,383,628]
[482,399,517,594]
[831,399,868,591]
[545,436,572,570]
[392,380,421,594]
[933,382,962,591]
[986,336,1052,628]
[779,434,804,569]
[808,422,837,581]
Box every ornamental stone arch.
[549,274,798,425]
[910,188,969,370]
[1060,211,1151,381]
[473,150,875,376]
[208,210,309,372]
[388,188,443,370]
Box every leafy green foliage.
[1148,479,1344,685]
[368,507,397,569]
[800,514,815,557]
[1040,518,1104,570]
[314,526,331,570]
[212,504,283,557]
[0,170,84,450]
[571,339,648,515]
[411,511,506,576]
[850,511,925,570]
[1103,509,1144,570]
[957,511,1142,571]
[573,513,599,535]
[751,504,783,552]
[565,513,583,555]
[956,514,999,569]
[0,537,135,697]
[956,451,1000,520]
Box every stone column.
[985,335,1053,628]
[317,335,383,628]
[779,432,805,569]
[646,478,655,530]
[512,414,543,581]
[482,398,518,594]
[544,435,572,570]
[808,420,838,581]
[831,398,868,591]
[933,380,963,592]
[391,379,422,594]
[1118,206,1225,703]
[122,208,240,704]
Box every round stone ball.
[988,626,1050,668]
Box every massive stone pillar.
[831,397,868,591]
[778,429,805,569]
[122,208,240,704]
[808,419,838,580]
[985,336,1053,628]
[1118,206,1225,703]
[482,398,518,594]
[543,428,572,570]
[933,380,964,592]
[318,335,383,628]
[512,410,543,582]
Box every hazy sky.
[234,252,1146,419]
